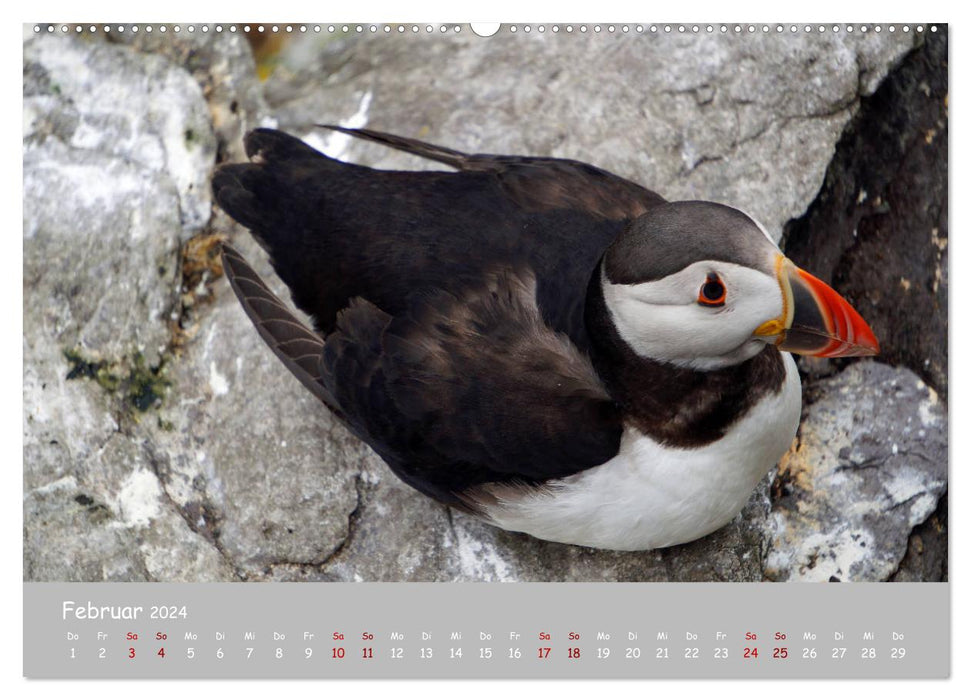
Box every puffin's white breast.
[480,353,802,551]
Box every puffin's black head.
[597,201,879,370]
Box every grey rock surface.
[23,33,229,581]
[764,362,947,582]
[890,496,947,582]
[265,28,915,241]
[24,26,945,583]
[109,30,274,163]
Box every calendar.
[23,20,949,684]
[24,583,949,678]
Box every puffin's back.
[214,130,518,334]
[212,128,664,344]
[213,129,375,333]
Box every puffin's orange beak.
[754,256,880,358]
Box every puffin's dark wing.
[320,268,624,506]
[319,124,665,220]
[213,128,663,350]
[221,244,340,414]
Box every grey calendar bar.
[24,582,949,679]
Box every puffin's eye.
[698,273,726,307]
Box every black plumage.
[213,128,661,348]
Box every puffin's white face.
[599,201,880,371]
[602,255,783,370]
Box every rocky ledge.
[23,25,946,582]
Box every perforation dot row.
[33,23,938,35]
[509,24,933,34]
[32,24,464,34]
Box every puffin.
[212,127,879,551]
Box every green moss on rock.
[63,347,170,413]
[63,348,120,391]
[127,352,170,412]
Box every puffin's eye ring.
[698,273,726,307]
